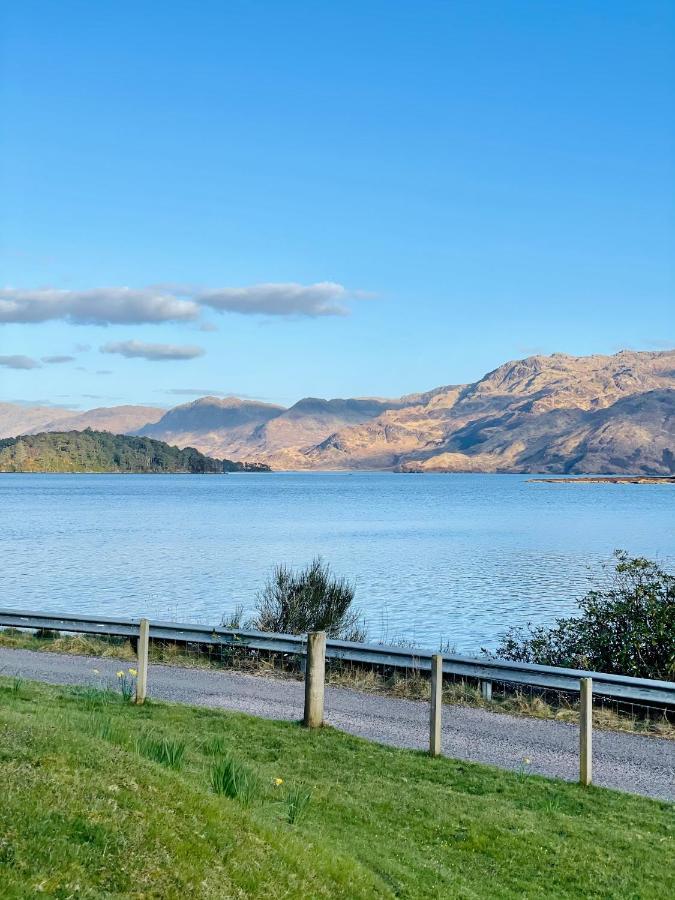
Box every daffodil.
[92,668,100,675]
[523,757,531,765]
[273,777,284,787]
[128,668,138,677]
[116,670,125,678]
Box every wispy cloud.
[0,354,41,369]
[1,282,362,325]
[162,388,228,396]
[41,355,76,364]
[100,340,205,361]
[9,398,79,408]
[642,338,674,350]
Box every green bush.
[490,552,674,679]
[251,557,366,642]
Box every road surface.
[1,647,672,801]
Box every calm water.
[1,473,673,652]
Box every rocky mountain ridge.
[1,349,673,474]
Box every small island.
[0,430,270,474]
[528,476,675,484]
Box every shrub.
[490,552,674,679]
[250,557,366,641]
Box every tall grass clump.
[136,734,187,770]
[211,755,261,806]
[70,684,120,710]
[201,734,227,756]
[250,556,366,641]
[284,786,312,824]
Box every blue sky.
[1,1,673,409]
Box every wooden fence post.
[429,654,443,756]
[303,631,326,728]
[135,618,149,705]
[579,677,592,785]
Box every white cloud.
[100,340,205,361]
[0,354,41,369]
[0,288,199,325]
[0,282,360,325]
[196,282,349,317]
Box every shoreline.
[528,476,675,485]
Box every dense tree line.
[0,430,270,474]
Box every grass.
[0,676,673,899]
[211,754,262,805]
[1,626,673,737]
[136,733,187,770]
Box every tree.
[489,551,674,679]
[251,557,366,642]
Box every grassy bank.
[1,676,673,898]
[2,627,672,738]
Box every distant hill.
[0,403,164,440]
[0,402,73,439]
[135,396,285,458]
[0,430,270,474]
[1,349,673,473]
[30,405,166,436]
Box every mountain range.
[1,349,673,474]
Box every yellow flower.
[273,777,284,787]
[116,671,125,678]
[128,668,138,677]
[523,757,531,765]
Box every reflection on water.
[1,473,673,652]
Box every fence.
[2,606,674,785]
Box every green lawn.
[0,676,672,899]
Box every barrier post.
[135,618,149,705]
[429,653,443,756]
[579,677,592,785]
[303,631,326,728]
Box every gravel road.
[1,647,673,802]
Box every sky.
[1,1,673,410]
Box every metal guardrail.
[1,607,674,706]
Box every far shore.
[528,476,675,485]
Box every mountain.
[0,403,164,440]
[135,396,286,458]
[134,395,399,462]
[1,349,673,473]
[309,350,675,474]
[0,430,270,474]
